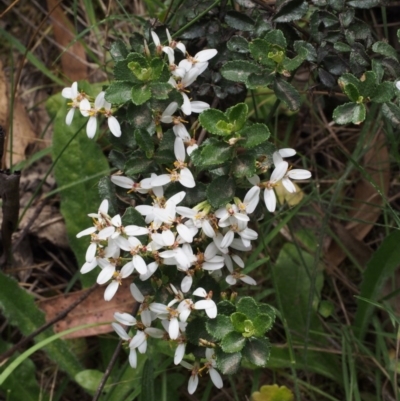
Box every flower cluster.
[62,83,121,138]
[65,26,312,394]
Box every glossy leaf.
[232,154,257,178]
[207,175,236,208]
[249,39,277,67]
[230,312,248,333]
[199,109,230,136]
[206,315,234,340]
[109,40,128,62]
[332,102,366,125]
[225,103,248,131]
[105,81,134,104]
[382,102,400,127]
[221,60,263,83]
[343,83,360,102]
[134,128,154,157]
[215,348,242,375]
[347,0,381,8]
[225,10,255,31]
[372,41,398,60]
[236,297,259,320]
[221,331,247,353]
[241,123,270,148]
[273,78,301,111]
[227,36,249,53]
[131,84,151,105]
[371,82,395,103]
[274,0,308,22]
[242,337,271,367]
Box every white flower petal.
[279,148,296,158]
[97,264,115,284]
[188,374,199,395]
[240,275,257,285]
[114,312,137,326]
[151,174,171,187]
[169,317,180,340]
[181,92,191,115]
[179,168,196,188]
[195,49,218,62]
[129,348,137,368]
[190,101,210,113]
[79,98,91,117]
[181,275,193,293]
[86,116,97,139]
[108,116,121,137]
[76,226,97,238]
[65,108,75,125]
[85,242,97,262]
[287,169,312,180]
[111,176,134,189]
[132,255,147,275]
[130,283,145,302]
[174,137,186,161]
[209,367,223,389]
[104,281,119,301]
[174,343,186,365]
[112,323,131,341]
[264,188,277,212]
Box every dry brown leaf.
[47,0,87,81]
[37,282,136,339]
[326,132,390,267]
[0,60,37,168]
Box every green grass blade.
[354,229,400,339]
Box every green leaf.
[236,297,259,320]
[75,370,107,394]
[98,177,118,216]
[372,41,398,60]
[249,39,277,67]
[141,359,155,401]
[264,29,287,49]
[328,0,345,10]
[246,71,275,89]
[124,150,155,175]
[343,83,360,102]
[338,73,361,91]
[273,243,324,343]
[371,82,395,103]
[121,206,146,227]
[131,84,151,105]
[150,82,172,99]
[227,36,249,53]
[113,53,145,82]
[241,123,271,148]
[134,128,154,157]
[126,103,154,131]
[221,331,247,353]
[347,0,381,8]
[206,315,234,340]
[359,71,377,98]
[273,78,301,111]
[371,59,384,83]
[221,60,263,83]
[0,339,49,401]
[294,41,317,62]
[382,102,400,127]
[225,10,255,31]
[232,154,257,178]
[274,0,308,23]
[193,139,234,167]
[334,42,352,52]
[207,175,236,208]
[217,300,237,315]
[253,314,275,337]
[0,272,82,379]
[252,384,294,401]
[48,90,110,285]
[225,103,248,131]
[109,40,128,62]
[199,109,230,136]
[149,57,165,81]
[354,230,400,339]
[282,47,308,72]
[339,8,355,27]
[230,312,248,333]
[186,317,213,345]
[105,81,133,104]
[332,102,366,125]
[215,348,242,375]
[242,338,271,367]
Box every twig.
[92,301,141,401]
[0,283,98,364]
